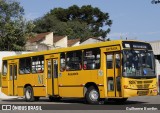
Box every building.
[149,40,160,92]
[26,32,53,51]
[68,38,80,47]
[53,35,68,48]
[25,31,104,51]
[25,31,106,52]
[25,32,67,51]
[80,37,103,45]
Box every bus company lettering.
[68,72,78,76]
[106,46,118,51]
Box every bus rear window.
[2,60,7,76]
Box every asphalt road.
[0,95,160,113]
[0,94,160,104]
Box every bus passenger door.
[8,61,18,96]
[106,52,122,97]
[46,55,59,96]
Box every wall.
[149,41,160,92]
[150,41,160,55]
[55,36,67,48]
[71,41,80,47]
[80,38,102,45]
[41,32,53,46]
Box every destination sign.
[106,46,120,52]
[133,44,147,49]
[122,41,152,50]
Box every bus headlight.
[124,85,128,89]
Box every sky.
[18,0,160,42]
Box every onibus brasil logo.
[1,105,42,111]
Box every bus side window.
[83,48,100,70]
[19,58,31,74]
[2,60,7,76]
[60,53,66,72]
[32,56,44,73]
[66,50,82,71]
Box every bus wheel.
[85,86,100,104]
[25,86,35,102]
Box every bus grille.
[137,81,142,84]
[137,84,150,89]
[136,80,153,89]
[136,80,153,84]
[144,80,153,84]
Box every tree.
[33,5,112,40]
[0,0,34,51]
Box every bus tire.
[25,86,35,102]
[85,86,100,104]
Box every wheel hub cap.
[26,90,31,99]
[89,90,99,101]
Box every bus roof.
[2,40,147,60]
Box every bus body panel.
[59,87,84,97]
[33,87,46,96]
[17,87,23,96]
[0,40,157,102]
[122,78,157,97]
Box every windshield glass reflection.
[123,50,155,77]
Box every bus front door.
[106,52,122,98]
[46,55,59,97]
[8,61,18,96]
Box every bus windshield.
[123,50,156,78]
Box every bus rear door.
[8,60,18,96]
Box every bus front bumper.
[123,88,158,97]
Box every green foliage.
[33,5,112,40]
[0,0,35,51]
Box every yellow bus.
[1,40,158,104]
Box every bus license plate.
[137,91,148,96]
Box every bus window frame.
[2,60,7,76]
[60,52,66,72]
[19,57,32,75]
[83,48,101,70]
[66,50,82,71]
[31,55,44,74]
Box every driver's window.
[115,54,120,68]
[141,53,146,65]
